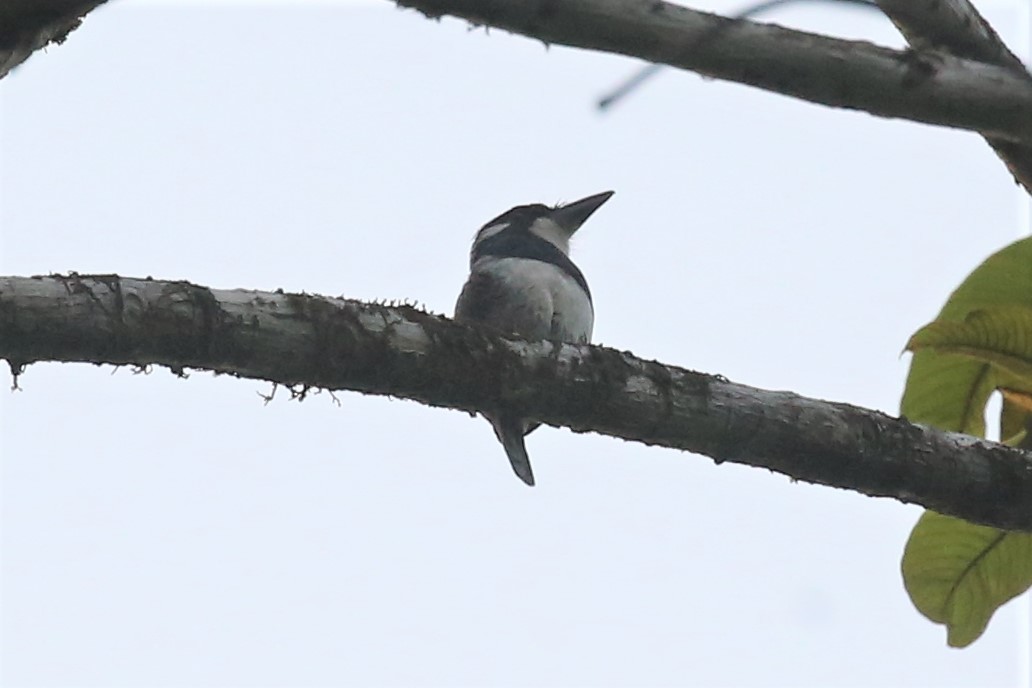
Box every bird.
[454,191,614,486]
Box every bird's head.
[472,191,614,259]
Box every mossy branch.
[4,273,1032,530]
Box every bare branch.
[598,0,884,111]
[394,0,1032,145]
[876,0,1026,67]
[876,0,1032,192]
[4,274,1032,531]
[0,0,109,80]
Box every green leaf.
[907,306,1032,385]
[900,236,1032,647]
[901,236,1032,435]
[902,511,1032,647]
[900,356,994,436]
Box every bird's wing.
[454,269,553,341]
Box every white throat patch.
[528,217,571,255]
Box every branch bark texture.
[394,0,1032,147]
[4,274,1032,531]
[876,0,1032,191]
[0,0,109,80]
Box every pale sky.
[2,1,1030,686]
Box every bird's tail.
[493,414,535,486]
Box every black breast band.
[473,230,592,302]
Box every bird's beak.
[550,190,614,235]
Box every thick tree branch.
[7,0,1032,155]
[394,0,1032,146]
[3,274,1032,531]
[0,0,109,80]
[876,0,1025,66]
[875,0,1032,192]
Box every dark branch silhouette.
[598,0,883,111]
[5,274,1032,531]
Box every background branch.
[875,0,1032,191]
[4,274,1032,531]
[0,0,109,80]
[395,0,1032,146]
